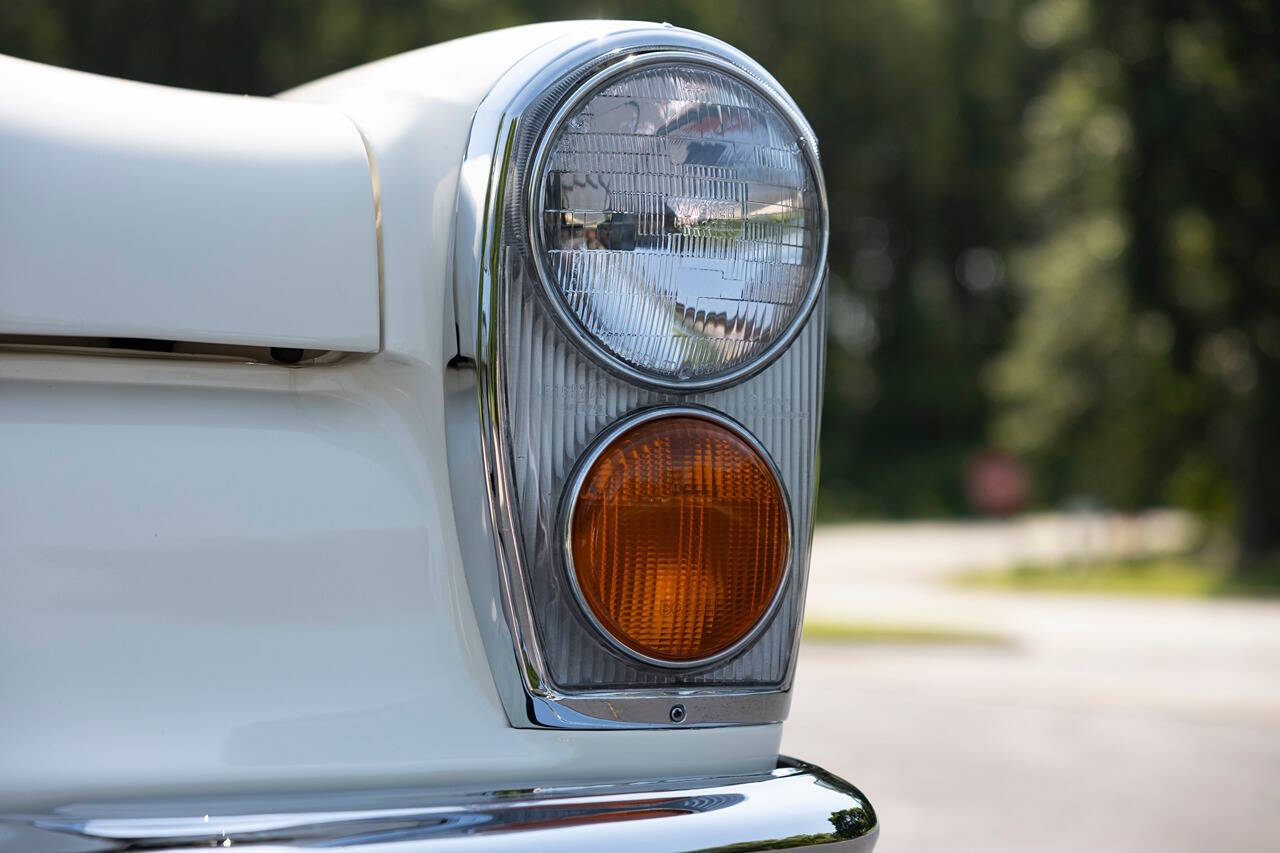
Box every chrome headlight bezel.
[448,24,828,731]
[525,49,829,392]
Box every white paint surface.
[0,22,786,811]
[0,54,379,351]
[0,352,781,810]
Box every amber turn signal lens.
[567,412,790,665]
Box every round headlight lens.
[531,54,826,387]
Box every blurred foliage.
[989,0,1280,562]
[802,620,1009,646]
[958,556,1280,598]
[1,0,1276,557]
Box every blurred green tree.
[991,0,1279,563]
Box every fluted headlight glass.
[531,56,826,387]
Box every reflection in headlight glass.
[536,62,823,382]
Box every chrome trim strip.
[449,24,822,729]
[351,122,386,351]
[559,405,795,671]
[0,758,877,852]
[525,50,829,392]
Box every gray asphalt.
[781,519,1280,853]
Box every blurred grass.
[803,620,1010,646]
[956,558,1280,599]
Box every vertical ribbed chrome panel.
[502,248,825,690]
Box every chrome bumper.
[0,757,876,851]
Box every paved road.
[782,520,1280,853]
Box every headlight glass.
[531,56,825,387]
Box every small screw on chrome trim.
[669,704,687,724]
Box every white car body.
[0,20,876,851]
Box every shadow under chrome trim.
[0,757,876,851]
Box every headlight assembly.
[450,26,829,730]
[529,53,827,390]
